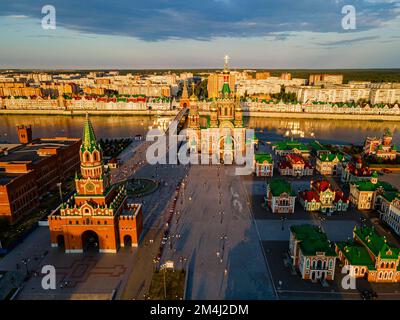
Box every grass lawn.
[126,178,158,196]
[148,270,186,300]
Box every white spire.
[224,54,230,70]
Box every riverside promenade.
[2,108,400,121]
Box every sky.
[1,0,400,69]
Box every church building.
[186,56,247,165]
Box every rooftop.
[336,241,375,269]
[290,224,336,257]
[273,140,309,152]
[255,153,273,164]
[0,171,24,185]
[354,226,400,260]
[268,179,295,197]
[354,180,397,192]
[0,138,80,165]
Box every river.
[0,114,399,145]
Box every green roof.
[81,114,99,152]
[268,179,295,196]
[354,180,397,192]
[255,153,273,164]
[318,152,344,162]
[309,140,328,151]
[381,192,400,202]
[273,140,309,152]
[221,83,231,95]
[336,241,375,269]
[290,224,336,257]
[354,226,400,260]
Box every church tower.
[75,114,110,205]
[234,92,243,128]
[189,83,200,130]
[180,80,190,108]
[48,113,143,254]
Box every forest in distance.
[2,69,400,83]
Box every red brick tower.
[48,114,143,253]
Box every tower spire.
[182,80,189,100]
[190,82,198,102]
[224,54,230,71]
[82,113,97,151]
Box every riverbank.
[0,109,177,116]
[1,109,400,121]
[243,111,400,121]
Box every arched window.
[85,152,90,162]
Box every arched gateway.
[81,230,99,252]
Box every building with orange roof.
[278,154,313,177]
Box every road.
[160,165,276,299]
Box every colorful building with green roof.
[289,224,337,281]
[336,226,400,282]
[265,179,296,213]
[316,152,345,176]
[272,140,310,158]
[379,193,400,237]
[349,173,398,210]
[364,129,398,161]
[253,153,274,177]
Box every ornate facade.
[265,179,296,214]
[349,172,397,210]
[187,58,246,165]
[364,129,398,160]
[299,180,349,214]
[336,226,400,283]
[289,224,337,281]
[48,115,143,253]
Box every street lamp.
[56,182,63,205]
[21,258,30,275]
[281,217,287,231]
[319,216,326,232]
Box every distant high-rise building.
[207,68,236,99]
[256,72,270,80]
[281,72,292,81]
[309,74,343,85]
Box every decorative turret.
[79,114,105,181]
[220,55,232,97]
[234,92,243,127]
[180,80,190,108]
[210,102,219,127]
[371,171,379,184]
[188,83,200,130]
[383,128,393,146]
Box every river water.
[0,114,399,145]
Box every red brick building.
[48,115,143,253]
[0,128,81,223]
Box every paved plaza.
[160,165,277,300]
